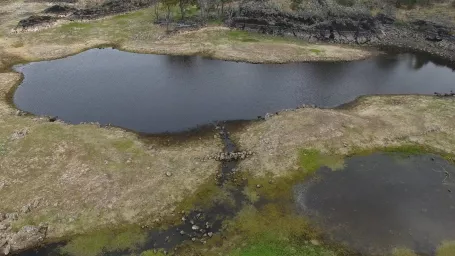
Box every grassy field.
[0,1,455,255]
[0,1,372,72]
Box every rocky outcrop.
[71,0,154,20]
[44,5,76,17]
[228,2,455,61]
[16,0,155,31]
[0,199,47,255]
[15,15,58,32]
[0,219,47,256]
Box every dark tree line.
[155,0,235,22]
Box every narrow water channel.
[13,48,455,133]
[18,123,247,256]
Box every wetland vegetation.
[1,0,455,255]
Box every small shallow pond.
[295,153,455,255]
[13,48,455,133]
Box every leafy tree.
[162,0,178,29]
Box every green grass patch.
[175,177,226,212]
[112,138,135,151]
[221,203,343,256]
[229,239,336,256]
[61,227,147,256]
[299,149,345,173]
[309,48,322,54]
[58,22,94,33]
[140,250,167,256]
[112,10,146,21]
[351,144,455,164]
[437,241,455,256]
[226,30,263,43]
[240,38,260,42]
[392,248,418,256]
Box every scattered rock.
[9,225,47,252]
[21,205,31,214]
[48,116,58,122]
[15,110,26,116]
[16,15,58,31]
[0,223,8,231]
[310,239,320,246]
[0,243,10,255]
[6,213,18,221]
[207,232,213,238]
[11,129,28,140]
[191,225,199,231]
[434,91,455,97]
[213,151,253,162]
[43,5,76,17]
[165,172,172,177]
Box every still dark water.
[13,48,455,133]
[295,153,455,255]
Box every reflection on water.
[295,153,455,255]
[13,49,455,133]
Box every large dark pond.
[13,48,455,133]
[295,153,455,255]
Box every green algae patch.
[241,149,345,201]
[392,248,418,256]
[350,144,455,164]
[229,239,336,256]
[299,149,345,173]
[61,227,147,256]
[173,175,234,214]
[215,202,345,256]
[437,241,455,256]
[139,250,167,256]
[225,204,314,240]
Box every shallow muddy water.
[295,153,455,255]
[13,48,455,133]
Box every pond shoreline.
[0,4,455,255]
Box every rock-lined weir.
[17,123,249,256]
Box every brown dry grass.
[0,1,454,250]
[0,5,372,69]
[0,72,221,239]
[396,2,455,25]
[234,96,455,177]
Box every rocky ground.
[230,1,455,61]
